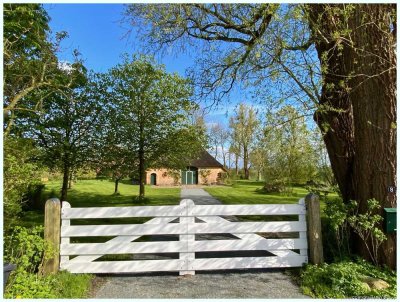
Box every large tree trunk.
[235,153,239,176]
[243,145,250,179]
[138,149,145,199]
[68,171,73,189]
[308,4,396,268]
[114,178,120,194]
[61,162,70,202]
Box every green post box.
[384,208,396,233]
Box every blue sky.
[44,4,194,74]
[44,3,247,127]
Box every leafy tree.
[3,4,75,136]
[125,3,396,267]
[19,68,103,201]
[229,104,259,179]
[103,55,205,199]
[208,123,230,168]
[249,144,268,182]
[263,106,317,185]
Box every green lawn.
[204,180,338,220]
[205,180,310,204]
[19,179,180,228]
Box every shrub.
[3,138,44,227]
[323,198,386,265]
[4,226,93,298]
[23,183,46,211]
[301,259,396,298]
[261,180,285,193]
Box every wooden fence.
[43,195,323,275]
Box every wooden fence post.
[43,198,61,275]
[305,193,324,265]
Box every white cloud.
[58,61,74,73]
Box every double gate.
[60,199,308,274]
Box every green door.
[186,171,193,185]
[150,173,157,185]
[181,170,186,184]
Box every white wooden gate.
[60,199,308,274]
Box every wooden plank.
[61,221,306,237]
[61,241,185,255]
[193,204,306,216]
[179,199,195,275]
[60,202,71,266]
[61,238,308,255]
[62,203,305,219]
[67,216,178,263]
[61,259,184,273]
[298,198,308,260]
[192,256,308,270]
[62,205,183,219]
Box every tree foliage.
[263,106,318,185]
[102,55,205,198]
[18,68,103,201]
[229,104,259,179]
[3,138,44,226]
[3,4,74,136]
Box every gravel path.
[91,188,308,299]
[181,187,222,205]
[92,270,308,298]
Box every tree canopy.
[101,55,206,198]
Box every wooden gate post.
[43,198,61,275]
[305,193,324,265]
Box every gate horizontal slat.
[62,205,183,219]
[61,221,306,237]
[61,259,184,273]
[62,204,305,219]
[192,256,308,270]
[192,204,306,216]
[61,238,307,255]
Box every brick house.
[146,150,227,185]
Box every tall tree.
[209,123,230,167]
[104,55,204,199]
[3,3,76,136]
[263,106,317,185]
[229,104,259,179]
[125,3,396,268]
[306,5,396,266]
[19,68,102,201]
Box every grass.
[204,180,338,221]
[205,180,338,204]
[19,179,181,228]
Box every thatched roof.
[190,150,224,169]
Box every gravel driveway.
[92,270,308,298]
[181,187,222,205]
[91,188,308,299]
